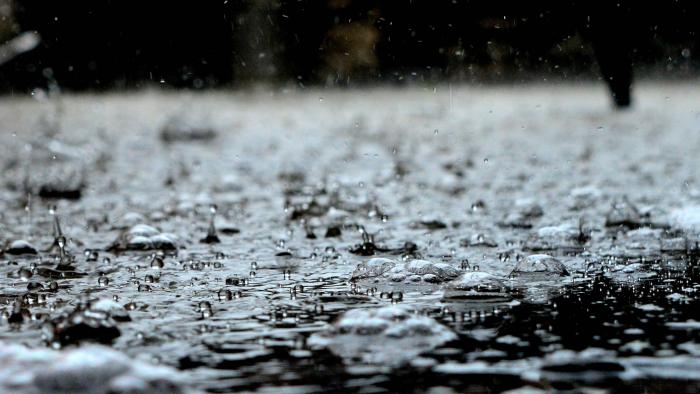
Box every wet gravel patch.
[1,82,700,392]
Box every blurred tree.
[0,0,697,99]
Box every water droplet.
[198,301,213,318]
[150,256,165,269]
[201,204,220,244]
[18,267,32,281]
[85,249,99,262]
[218,289,233,301]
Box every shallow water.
[2,83,700,393]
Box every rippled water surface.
[2,84,700,393]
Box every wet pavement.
[2,82,700,393]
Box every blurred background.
[0,0,697,92]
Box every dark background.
[0,0,697,92]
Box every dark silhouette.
[1,0,696,108]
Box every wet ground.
[2,82,700,393]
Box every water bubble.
[98,276,110,287]
[250,261,258,270]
